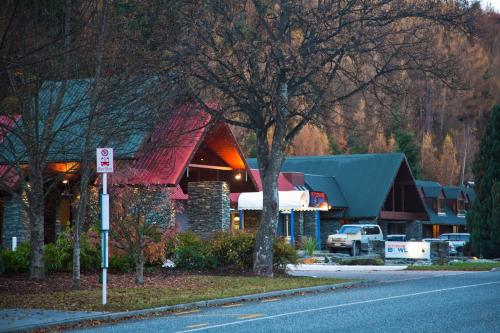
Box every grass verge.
[0,274,351,312]
[407,261,500,271]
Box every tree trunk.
[28,172,45,279]
[72,167,91,289]
[134,252,145,285]
[253,129,284,277]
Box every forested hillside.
[235,9,500,186]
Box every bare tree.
[0,0,179,281]
[174,0,477,276]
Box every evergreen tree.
[396,131,421,178]
[468,105,500,258]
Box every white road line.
[175,280,500,333]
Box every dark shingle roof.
[248,153,406,218]
[0,78,163,164]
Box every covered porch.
[237,190,329,250]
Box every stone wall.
[2,194,29,249]
[187,181,230,238]
[406,220,423,240]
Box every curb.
[287,264,408,271]
[2,280,373,333]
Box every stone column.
[187,181,230,238]
[2,194,29,248]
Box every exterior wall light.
[235,173,242,180]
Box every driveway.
[288,268,476,282]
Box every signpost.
[97,148,113,305]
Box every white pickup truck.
[327,224,384,256]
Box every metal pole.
[102,172,108,305]
[238,209,243,230]
[316,210,321,251]
[290,209,295,246]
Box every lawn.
[0,271,351,312]
[407,261,500,271]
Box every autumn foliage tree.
[175,0,476,276]
[109,185,174,285]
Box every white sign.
[385,241,430,260]
[96,148,114,173]
[101,194,110,230]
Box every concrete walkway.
[0,309,107,333]
[287,264,408,271]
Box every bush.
[0,242,31,274]
[273,237,298,269]
[302,237,317,257]
[109,254,134,273]
[80,233,101,271]
[338,257,385,266]
[209,231,255,269]
[173,232,217,270]
[44,232,73,272]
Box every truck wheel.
[351,242,360,256]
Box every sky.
[481,0,500,12]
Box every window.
[457,198,466,216]
[366,226,381,235]
[339,226,361,234]
[437,197,446,216]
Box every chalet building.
[246,153,430,248]
[416,180,472,238]
[0,103,259,248]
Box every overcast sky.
[481,0,500,11]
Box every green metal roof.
[415,180,443,198]
[443,186,462,199]
[415,180,469,226]
[462,186,476,202]
[0,78,162,164]
[248,153,407,218]
[303,174,347,208]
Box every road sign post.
[97,148,113,305]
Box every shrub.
[109,254,134,273]
[302,237,317,257]
[273,237,298,269]
[174,245,218,270]
[0,242,31,274]
[44,232,73,272]
[209,231,255,269]
[338,257,384,266]
[80,233,101,271]
[173,232,217,270]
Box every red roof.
[169,185,188,200]
[0,116,21,190]
[108,104,212,186]
[249,169,296,191]
[106,104,256,189]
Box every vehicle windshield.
[338,226,361,234]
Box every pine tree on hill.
[468,105,500,258]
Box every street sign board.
[385,241,430,260]
[96,148,114,173]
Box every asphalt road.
[70,271,500,333]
